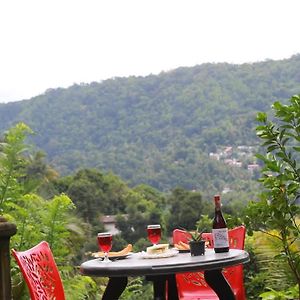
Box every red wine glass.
[97,232,112,262]
[147,224,161,245]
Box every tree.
[66,169,107,224]
[0,122,32,212]
[167,187,206,233]
[244,95,300,299]
[63,169,128,224]
[116,189,165,247]
[22,151,59,197]
[132,184,166,210]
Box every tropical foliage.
[0,123,99,299]
[244,95,300,299]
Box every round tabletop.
[80,249,250,277]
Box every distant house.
[247,164,260,173]
[224,159,242,167]
[237,145,254,152]
[224,146,233,156]
[101,215,120,235]
[234,161,243,168]
[209,152,220,160]
[222,187,232,194]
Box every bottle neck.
[214,195,221,211]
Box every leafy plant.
[180,225,206,242]
[0,123,98,299]
[189,231,204,242]
[260,285,298,300]
[120,277,145,300]
[0,122,33,213]
[246,231,294,298]
[244,95,300,299]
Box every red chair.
[12,241,66,300]
[173,226,246,300]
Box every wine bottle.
[212,195,229,253]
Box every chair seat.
[178,291,218,299]
[180,296,218,300]
[177,288,241,299]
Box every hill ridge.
[0,54,299,192]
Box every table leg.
[204,269,235,300]
[102,277,128,300]
[145,275,179,300]
[146,275,167,300]
[166,274,179,300]
[153,276,166,300]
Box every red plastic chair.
[173,226,246,300]
[12,241,66,300]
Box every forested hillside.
[0,55,299,192]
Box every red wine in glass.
[147,224,161,245]
[97,232,112,262]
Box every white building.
[101,215,120,235]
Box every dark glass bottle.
[212,195,229,253]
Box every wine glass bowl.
[97,232,112,262]
[147,224,161,245]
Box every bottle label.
[212,228,229,248]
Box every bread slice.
[93,244,132,257]
[174,241,190,250]
[146,243,169,255]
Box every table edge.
[80,249,250,277]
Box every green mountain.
[0,55,299,192]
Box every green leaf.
[257,112,267,122]
[255,153,269,163]
[267,145,279,152]
[292,146,300,152]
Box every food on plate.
[93,243,132,257]
[174,241,190,250]
[146,243,169,255]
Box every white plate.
[140,248,179,259]
[92,252,132,260]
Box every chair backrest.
[173,226,246,300]
[12,241,66,300]
[173,226,245,249]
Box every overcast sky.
[0,0,299,103]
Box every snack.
[174,241,190,250]
[146,243,169,255]
[94,244,132,257]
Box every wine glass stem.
[104,252,109,262]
